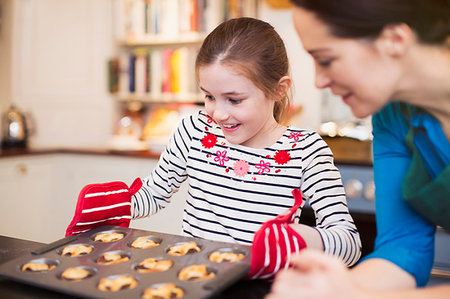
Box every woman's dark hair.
[195,17,291,124]
[290,0,450,45]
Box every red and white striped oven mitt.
[65,178,142,236]
[248,188,307,280]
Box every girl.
[66,17,361,279]
[267,0,450,297]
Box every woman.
[266,0,450,297]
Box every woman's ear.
[277,76,292,99]
[376,23,416,57]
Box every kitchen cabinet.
[0,153,187,243]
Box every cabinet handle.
[16,164,27,175]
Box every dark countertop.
[0,147,162,160]
[0,235,271,299]
[0,139,372,166]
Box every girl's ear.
[376,23,416,57]
[277,76,292,99]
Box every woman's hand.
[265,249,363,299]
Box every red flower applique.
[274,150,291,165]
[201,133,217,149]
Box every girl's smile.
[198,62,285,148]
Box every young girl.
[66,17,361,279]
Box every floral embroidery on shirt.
[214,150,229,166]
[255,160,271,175]
[206,114,217,124]
[201,133,217,149]
[233,160,249,177]
[274,150,291,165]
[289,132,304,141]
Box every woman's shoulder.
[372,102,410,136]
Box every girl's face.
[198,62,279,148]
[292,6,400,118]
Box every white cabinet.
[0,153,186,243]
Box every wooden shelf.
[112,92,204,104]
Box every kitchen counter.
[0,137,373,165]
[0,235,271,299]
[0,147,162,160]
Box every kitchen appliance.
[1,105,31,149]
[337,163,450,286]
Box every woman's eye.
[316,59,333,67]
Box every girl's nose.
[314,69,332,89]
[213,107,229,122]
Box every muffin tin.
[0,225,251,299]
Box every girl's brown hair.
[195,17,291,123]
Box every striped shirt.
[132,111,361,266]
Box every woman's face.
[198,62,279,148]
[292,6,399,118]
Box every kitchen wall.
[0,0,322,148]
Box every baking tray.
[0,225,251,299]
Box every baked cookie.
[94,232,124,242]
[21,262,56,272]
[209,251,245,263]
[167,241,200,256]
[131,237,160,249]
[96,252,129,265]
[135,258,173,273]
[61,267,91,281]
[97,275,138,292]
[178,264,215,282]
[61,244,93,257]
[142,283,184,299]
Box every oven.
[337,162,450,286]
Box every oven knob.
[344,179,363,199]
[364,181,375,201]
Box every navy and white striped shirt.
[132,111,361,266]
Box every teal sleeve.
[362,103,435,287]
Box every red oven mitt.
[65,178,143,236]
[248,188,307,280]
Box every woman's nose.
[314,69,332,89]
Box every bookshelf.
[108,0,258,105]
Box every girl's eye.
[228,98,242,104]
[204,94,214,101]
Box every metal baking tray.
[0,225,251,299]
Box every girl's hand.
[265,249,364,299]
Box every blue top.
[363,102,450,287]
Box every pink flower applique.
[206,114,217,124]
[201,133,217,149]
[233,160,249,177]
[255,160,271,175]
[274,150,291,165]
[289,132,304,141]
[214,150,229,166]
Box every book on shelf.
[109,47,200,102]
[113,0,258,42]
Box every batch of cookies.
[14,227,250,299]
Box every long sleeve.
[363,103,436,287]
[299,134,362,266]
[131,115,193,218]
